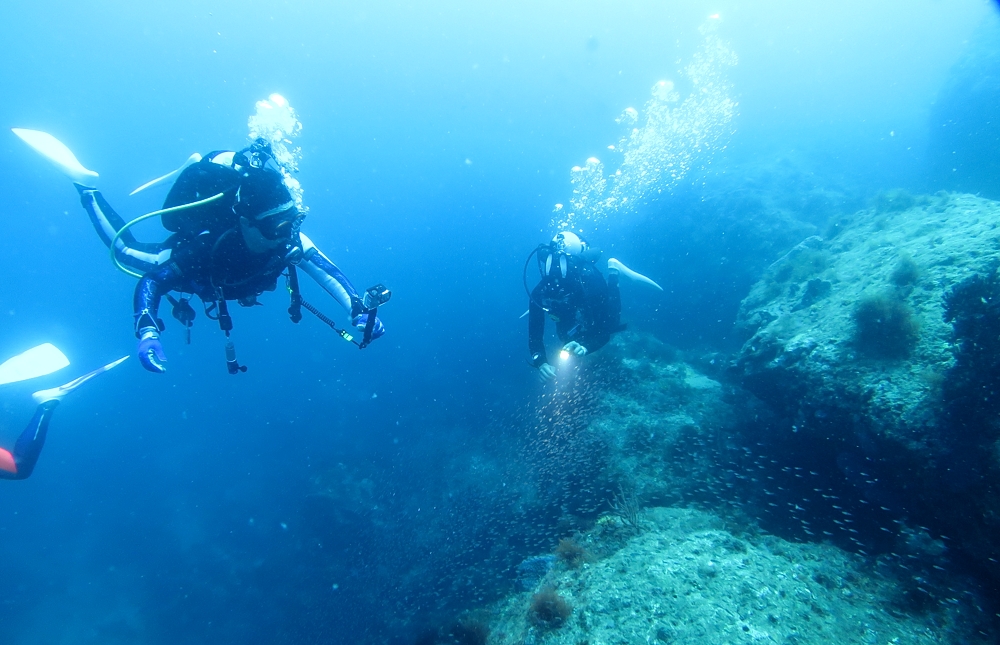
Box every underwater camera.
[363,284,392,311]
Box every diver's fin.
[608,258,663,291]
[0,343,70,387]
[11,128,99,187]
[129,153,202,196]
[31,355,128,404]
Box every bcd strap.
[217,297,234,333]
[165,294,196,344]
[215,297,247,374]
[287,266,303,323]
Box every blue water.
[0,1,995,643]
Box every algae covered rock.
[734,192,1000,445]
[588,332,736,508]
[731,192,1000,589]
[488,508,984,645]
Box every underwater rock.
[630,153,866,343]
[733,191,1000,584]
[733,192,1000,444]
[517,555,557,592]
[587,333,737,508]
[488,507,985,644]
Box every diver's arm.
[297,233,385,339]
[77,186,172,274]
[133,264,178,331]
[528,297,549,368]
[132,264,182,373]
[297,233,361,313]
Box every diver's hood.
[552,231,588,257]
[234,166,296,221]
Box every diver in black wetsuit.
[13,129,389,374]
[526,231,662,382]
[0,356,127,480]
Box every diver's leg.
[0,401,58,480]
[0,448,16,478]
[608,271,622,327]
[0,356,130,480]
[77,186,171,274]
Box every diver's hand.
[137,331,167,373]
[352,313,385,341]
[538,363,557,382]
[563,341,588,357]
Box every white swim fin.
[129,153,203,196]
[608,258,663,291]
[11,128,99,187]
[32,355,128,404]
[0,343,70,386]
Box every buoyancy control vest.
[161,152,243,237]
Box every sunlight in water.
[248,93,307,213]
[553,19,738,234]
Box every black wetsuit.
[0,401,58,480]
[76,153,382,343]
[528,260,622,367]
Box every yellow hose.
[109,192,226,278]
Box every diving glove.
[563,341,588,356]
[352,313,386,341]
[137,329,167,374]
[538,363,557,382]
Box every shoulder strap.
[287,266,303,323]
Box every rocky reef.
[489,507,984,645]
[305,192,1000,642]
[732,191,1000,588]
[466,186,1000,642]
[472,319,991,644]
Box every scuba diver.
[524,231,663,382]
[13,118,389,375]
[0,344,127,480]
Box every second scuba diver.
[13,101,389,375]
[525,231,662,381]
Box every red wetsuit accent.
[0,449,16,475]
[0,401,58,480]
